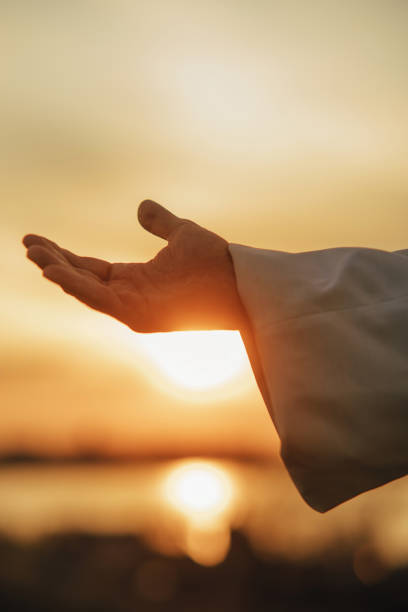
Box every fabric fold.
[229,243,408,512]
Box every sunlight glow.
[184,523,231,567]
[164,461,234,521]
[137,330,247,390]
[163,461,236,565]
[163,50,273,154]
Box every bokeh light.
[164,460,234,520]
[163,460,236,566]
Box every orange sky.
[1,1,407,458]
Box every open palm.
[23,200,246,333]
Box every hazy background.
[1,1,408,609]
[2,0,408,458]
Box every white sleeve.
[229,244,408,512]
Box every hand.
[23,200,247,332]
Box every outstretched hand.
[23,200,247,333]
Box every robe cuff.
[229,243,408,512]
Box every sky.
[1,0,408,458]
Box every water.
[0,458,407,569]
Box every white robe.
[229,244,408,512]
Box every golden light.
[164,461,234,520]
[184,523,231,567]
[136,330,248,391]
[162,460,236,566]
[168,52,268,132]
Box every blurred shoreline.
[0,452,277,466]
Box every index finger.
[23,234,112,281]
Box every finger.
[23,234,47,248]
[24,234,72,267]
[138,199,189,241]
[27,244,66,270]
[43,264,119,315]
[59,251,111,281]
[23,234,64,255]
[24,234,111,280]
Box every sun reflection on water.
[0,461,408,572]
[164,461,234,518]
[163,460,237,565]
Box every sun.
[101,325,251,395]
[136,330,249,391]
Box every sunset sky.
[2,0,407,459]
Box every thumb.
[138,200,188,241]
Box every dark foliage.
[0,530,406,612]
